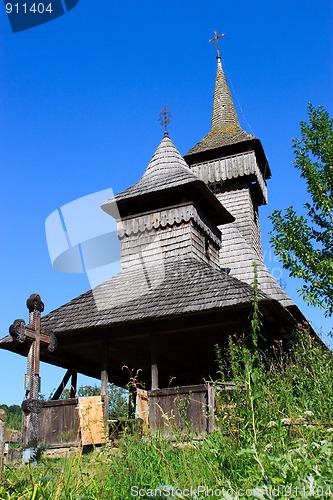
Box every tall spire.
[185,32,255,157]
[211,58,241,131]
[208,30,240,131]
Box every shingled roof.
[187,127,256,156]
[186,58,256,157]
[220,225,294,308]
[40,257,271,335]
[113,134,198,202]
[0,256,298,386]
[102,134,234,225]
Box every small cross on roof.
[158,105,172,135]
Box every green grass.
[1,327,333,499]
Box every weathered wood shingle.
[101,134,234,226]
[185,60,256,156]
[40,257,269,335]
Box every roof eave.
[102,180,234,226]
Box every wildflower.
[303,410,314,419]
[267,421,277,428]
[281,417,291,425]
[326,428,333,433]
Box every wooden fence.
[21,396,106,449]
[138,384,215,436]
[18,384,219,452]
[0,410,5,479]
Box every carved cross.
[208,30,225,59]
[9,294,57,416]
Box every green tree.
[77,385,101,398]
[0,404,22,430]
[269,104,333,317]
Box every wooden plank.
[187,391,207,433]
[148,385,210,435]
[207,383,215,433]
[128,388,136,419]
[151,334,158,390]
[77,396,105,446]
[148,384,208,397]
[0,410,6,480]
[42,398,78,408]
[38,399,80,447]
[137,389,148,426]
[101,340,109,425]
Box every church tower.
[184,33,293,308]
[101,131,233,274]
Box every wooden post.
[25,310,42,451]
[128,388,136,420]
[0,409,6,480]
[207,383,215,433]
[70,372,77,398]
[151,334,159,390]
[101,340,109,428]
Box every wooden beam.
[101,339,109,425]
[207,383,215,433]
[70,372,77,398]
[128,388,136,419]
[52,369,73,400]
[52,307,253,346]
[151,334,158,390]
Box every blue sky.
[0,1,332,405]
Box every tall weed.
[2,269,333,498]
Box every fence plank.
[0,409,6,480]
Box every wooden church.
[0,40,309,447]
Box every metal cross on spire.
[158,105,172,135]
[208,29,225,60]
